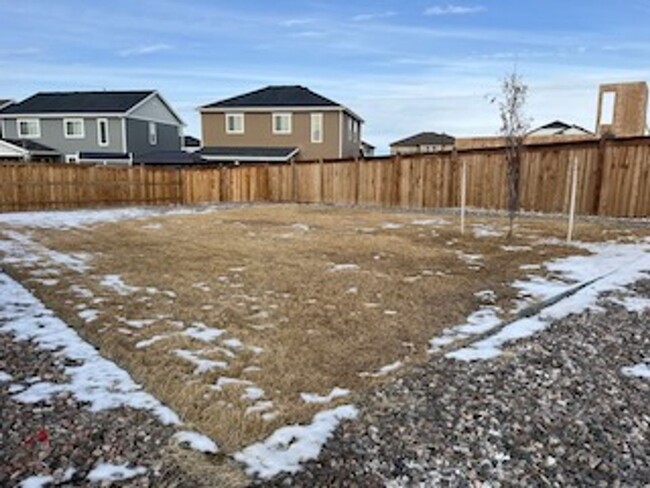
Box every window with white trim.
[347,117,353,141]
[225,113,244,134]
[97,119,109,147]
[272,113,292,134]
[148,121,157,145]
[17,119,40,138]
[600,91,616,125]
[311,113,323,143]
[63,118,84,139]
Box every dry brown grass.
[2,204,647,466]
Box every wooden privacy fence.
[1,136,649,217]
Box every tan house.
[390,132,455,155]
[198,85,364,163]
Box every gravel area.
[267,279,650,487]
[0,319,213,487]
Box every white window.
[97,118,109,147]
[63,118,84,139]
[601,91,616,125]
[17,119,40,138]
[272,113,292,134]
[225,113,244,134]
[148,121,157,145]
[311,113,323,143]
[347,117,353,141]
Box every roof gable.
[391,132,455,147]
[202,86,340,109]
[2,91,155,115]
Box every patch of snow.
[429,306,503,353]
[100,274,139,296]
[329,263,360,272]
[447,241,650,361]
[235,405,358,479]
[300,387,350,404]
[213,377,253,391]
[77,309,100,323]
[520,264,541,270]
[384,310,398,316]
[125,319,156,329]
[19,475,54,488]
[0,273,180,425]
[345,286,358,294]
[609,295,650,313]
[382,223,403,230]
[173,430,219,453]
[183,324,225,343]
[474,290,496,302]
[223,338,244,349]
[472,224,503,238]
[174,349,228,374]
[291,223,310,231]
[621,360,650,379]
[501,245,533,252]
[243,386,265,400]
[86,463,147,483]
[360,361,403,378]
[412,218,448,226]
[0,371,14,382]
[246,401,274,415]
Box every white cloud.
[352,11,396,22]
[424,5,485,16]
[119,43,172,57]
[281,18,315,27]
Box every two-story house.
[198,85,364,163]
[0,90,184,164]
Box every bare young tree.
[496,72,530,238]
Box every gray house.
[0,91,184,164]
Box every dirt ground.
[1,204,647,468]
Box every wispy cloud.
[281,18,315,27]
[424,5,485,16]
[119,43,172,57]
[352,11,396,22]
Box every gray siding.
[1,117,124,155]
[126,119,181,156]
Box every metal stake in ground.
[567,156,579,243]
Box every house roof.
[78,152,131,161]
[528,120,594,135]
[135,150,208,165]
[1,138,60,154]
[197,146,299,162]
[202,86,340,109]
[0,99,13,110]
[390,132,455,147]
[1,91,156,115]
[182,135,201,147]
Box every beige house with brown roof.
[198,86,363,163]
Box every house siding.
[2,117,124,155]
[201,110,345,161]
[340,113,362,159]
[126,119,181,156]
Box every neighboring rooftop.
[197,146,299,162]
[1,138,60,154]
[0,99,13,111]
[390,132,455,147]
[0,91,156,114]
[135,150,208,165]
[182,135,201,148]
[202,85,341,109]
[528,120,594,136]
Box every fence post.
[567,156,579,243]
[355,156,361,205]
[291,159,297,203]
[319,158,324,204]
[460,158,467,235]
[592,136,608,215]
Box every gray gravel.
[267,279,650,487]
[0,332,199,487]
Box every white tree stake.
[460,159,467,235]
[567,156,579,243]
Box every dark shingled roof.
[202,86,339,109]
[0,99,13,110]
[135,151,208,165]
[182,135,201,147]
[2,91,155,114]
[528,120,594,135]
[2,138,59,154]
[197,146,299,162]
[390,132,455,147]
[78,152,131,160]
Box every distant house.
[361,141,375,157]
[0,100,13,137]
[182,135,201,153]
[0,90,184,164]
[528,121,594,137]
[390,132,455,155]
[198,85,364,163]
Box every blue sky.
[1,0,650,152]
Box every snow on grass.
[124,319,157,329]
[243,386,266,400]
[360,360,403,378]
[300,387,350,404]
[609,295,650,313]
[621,360,650,379]
[329,263,360,272]
[472,224,504,237]
[520,264,542,270]
[0,371,13,382]
[246,401,274,415]
[223,337,244,349]
[455,251,483,266]
[291,223,310,231]
[429,307,502,353]
[447,241,650,362]
[0,230,90,273]
[213,376,253,391]
[0,272,180,425]
[174,349,228,374]
[501,245,533,252]
[100,274,140,295]
[184,323,226,342]
[19,475,54,488]
[411,218,448,226]
[77,309,100,323]
[173,430,219,453]
[235,405,358,479]
[86,463,146,483]
[381,222,404,230]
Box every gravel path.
[267,280,650,487]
